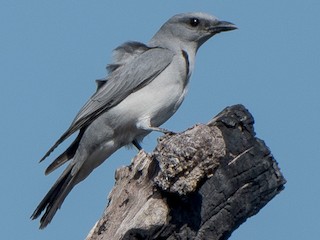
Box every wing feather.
[40,46,174,162]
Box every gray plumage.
[31,12,236,229]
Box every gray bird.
[31,12,236,229]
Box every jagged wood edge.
[86,104,286,240]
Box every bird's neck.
[149,38,197,66]
[148,36,198,81]
[181,45,197,79]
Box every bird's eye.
[189,18,200,27]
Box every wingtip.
[39,155,47,163]
[39,130,74,163]
[39,147,55,163]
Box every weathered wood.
[86,104,286,240]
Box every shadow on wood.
[86,104,286,240]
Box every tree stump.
[86,104,286,240]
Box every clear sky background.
[1,1,319,239]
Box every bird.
[31,12,237,229]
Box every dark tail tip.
[31,168,73,229]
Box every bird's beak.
[209,20,237,34]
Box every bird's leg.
[132,126,175,152]
[145,126,175,134]
[132,139,142,151]
[139,125,175,135]
[137,119,176,135]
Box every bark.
[86,104,286,240]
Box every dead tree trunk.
[86,104,286,240]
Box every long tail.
[31,165,75,229]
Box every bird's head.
[149,12,237,52]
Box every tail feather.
[31,166,75,229]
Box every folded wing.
[40,44,174,163]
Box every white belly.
[107,54,189,135]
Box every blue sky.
[1,1,319,239]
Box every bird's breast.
[93,53,192,148]
[114,54,189,126]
